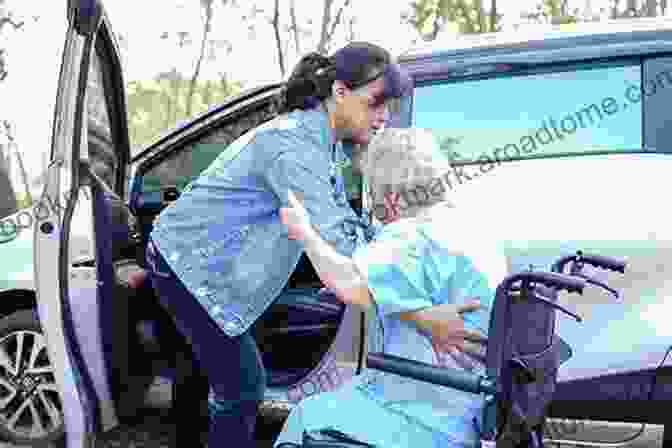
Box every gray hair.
[360,128,454,221]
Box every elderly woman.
[274,128,507,448]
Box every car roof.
[400,17,672,61]
[397,17,672,83]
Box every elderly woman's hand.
[403,300,488,361]
[429,302,487,347]
[280,189,313,241]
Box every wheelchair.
[362,250,627,448]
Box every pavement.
[0,406,282,447]
[0,412,664,447]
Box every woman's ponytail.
[276,52,336,113]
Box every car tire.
[0,309,65,446]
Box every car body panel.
[403,16,672,60]
[0,222,35,291]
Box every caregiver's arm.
[280,189,371,309]
[301,224,372,309]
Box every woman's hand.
[280,189,313,241]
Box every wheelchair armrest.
[366,352,496,395]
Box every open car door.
[34,1,130,446]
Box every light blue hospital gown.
[273,204,508,448]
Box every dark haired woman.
[144,42,419,447]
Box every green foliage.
[126,72,242,154]
[404,0,502,40]
[15,193,30,210]
[520,0,578,24]
[0,1,25,82]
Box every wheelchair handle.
[552,251,626,274]
[366,352,496,395]
[579,253,626,273]
[572,272,620,300]
[506,271,586,295]
[529,291,583,322]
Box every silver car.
[24,1,672,448]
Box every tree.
[266,0,354,78]
[644,0,656,15]
[0,121,16,218]
[186,0,215,117]
[126,74,242,153]
[0,165,16,219]
[316,0,352,54]
[272,0,286,76]
[289,0,300,54]
[0,1,25,82]
[521,0,577,24]
[606,0,660,18]
[403,0,502,41]
[1,121,30,206]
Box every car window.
[411,60,672,372]
[0,133,20,220]
[86,48,116,190]
[0,119,36,220]
[141,99,279,199]
[141,100,363,206]
[69,46,117,263]
[415,62,642,165]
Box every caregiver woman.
[144,42,484,448]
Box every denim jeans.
[146,238,266,448]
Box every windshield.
[412,62,672,376]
